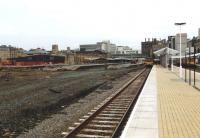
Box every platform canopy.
[171,53,200,59]
[153,47,179,56]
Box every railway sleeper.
[80,128,113,135]
[111,99,132,102]
[106,106,128,109]
[98,113,124,117]
[94,116,121,120]
[101,110,125,114]
[115,96,133,99]
[68,123,116,132]
[111,100,132,103]
[113,96,133,102]
[112,98,132,101]
[106,106,129,109]
[76,134,109,138]
[86,124,116,129]
[79,118,86,121]
[108,103,130,107]
[103,108,127,111]
[88,112,95,115]
[91,109,97,112]
[74,122,81,125]
[91,120,119,125]
[68,127,76,130]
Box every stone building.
[194,39,200,53]
[65,53,75,64]
[141,38,166,58]
[52,44,59,55]
[63,49,107,65]
[167,36,176,49]
[188,37,200,53]
[0,45,25,61]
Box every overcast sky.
[0,0,200,50]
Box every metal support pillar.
[189,42,191,85]
[171,57,174,72]
[193,38,196,86]
[185,52,187,82]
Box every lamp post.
[175,22,186,78]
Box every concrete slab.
[120,66,158,138]
[125,127,158,138]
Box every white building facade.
[116,46,138,54]
[80,40,117,54]
[175,33,187,52]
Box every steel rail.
[111,68,150,137]
[64,67,149,138]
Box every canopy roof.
[153,47,179,56]
[171,53,200,59]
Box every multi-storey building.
[188,37,200,53]
[116,46,138,54]
[141,38,166,58]
[175,33,187,52]
[80,40,117,54]
[167,36,176,49]
[194,38,200,53]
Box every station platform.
[121,65,200,138]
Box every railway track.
[63,67,151,138]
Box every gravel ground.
[17,68,142,138]
[0,65,144,137]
